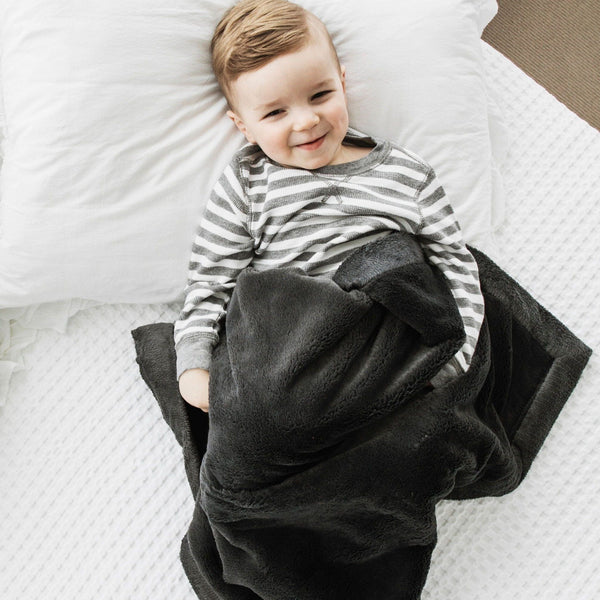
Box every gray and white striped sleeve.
[416,167,485,382]
[174,162,254,378]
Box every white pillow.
[0,0,502,307]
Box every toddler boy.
[175,0,485,410]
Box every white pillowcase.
[0,0,503,307]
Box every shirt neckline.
[310,129,390,176]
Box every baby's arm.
[416,167,485,384]
[175,162,254,406]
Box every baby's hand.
[179,368,210,412]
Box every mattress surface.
[1,43,599,599]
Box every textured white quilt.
[1,44,599,599]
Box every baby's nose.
[292,109,320,131]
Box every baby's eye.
[312,90,332,101]
[263,108,283,119]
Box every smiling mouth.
[296,134,326,151]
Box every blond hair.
[211,0,339,107]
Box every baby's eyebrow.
[312,78,336,89]
[255,99,284,112]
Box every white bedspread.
[1,43,599,599]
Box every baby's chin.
[271,152,333,171]
[282,156,335,170]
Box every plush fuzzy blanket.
[132,232,591,600]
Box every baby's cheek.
[333,103,349,130]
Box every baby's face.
[227,33,350,170]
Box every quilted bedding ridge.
[132,232,591,600]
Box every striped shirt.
[174,130,484,383]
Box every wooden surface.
[483,0,600,131]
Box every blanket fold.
[132,232,591,600]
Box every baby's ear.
[340,65,347,93]
[227,110,256,144]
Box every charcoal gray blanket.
[132,232,591,600]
